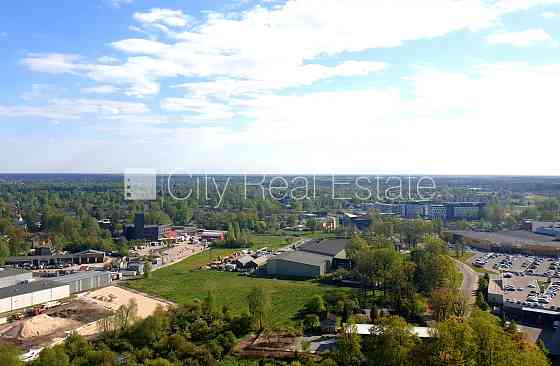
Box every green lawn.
[250,234,296,250]
[127,248,351,327]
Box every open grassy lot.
[127,248,351,327]
[250,234,296,250]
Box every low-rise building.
[0,280,70,314]
[6,250,105,267]
[0,269,33,289]
[267,251,331,278]
[50,271,112,294]
[200,230,226,242]
[234,255,254,270]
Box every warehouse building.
[266,238,351,278]
[6,249,106,267]
[298,238,348,259]
[0,280,70,314]
[0,268,33,289]
[267,251,332,278]
[50,271,112,294]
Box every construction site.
[0,285,170,353]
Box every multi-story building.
[426,204,447,220]
[445,202,484,220]
[400,201,430,219]
[123,213,173,241]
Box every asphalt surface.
[453,257,479,305]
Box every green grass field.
[127,242,351,327]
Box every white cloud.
[111,38,172,55]
[20,84,61,101]
[161,96,236,121]
[81,85,119,94]
[133,8,190,28]
[107,0,133,8]
[541,11,558,18]
[0,98,149,120]
[23,53,81,74]
[24,0,560,99]
[486,29,553,46]
[97,56,120,64]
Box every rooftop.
[297,238,348,257]
[347,324,433,338]
[0,268,31,279]
[452,230,559,247]
[0,279,68,299]
[50,270,110,283]
[270,251,332,266]
[235,255,254,266]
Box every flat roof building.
[50,271,112,294]
[0,280,70,314]
[297,238,348,259]
[6,249,105,267]
[0,268,33,289]
[452,230,560,255]
[267,251,332,278]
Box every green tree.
[247,287,271,331]
[32,346,69,366]
[429,288,467,321]
[143,260,152,279]
[364,316,418,366]
[430,316,477,366]
[305,295,326,317]
[0,343,23,366]
[335,324,363,366]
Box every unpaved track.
[453,257,479,305]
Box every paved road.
[453,257,479,304]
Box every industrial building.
[200,230,226,242]
[340,213,370,230]
[0,280,70,314]
[266,238,350,278]
[267,251,332,278]
[6,249,106,267]
[50,271,112,294]
[0,268,33,289]
[123,213,175,242]
[451,230,560,255]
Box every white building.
[0,280,70,314]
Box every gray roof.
[50,271,110,283]
[297,238,348,257]
[452,230,559,246]
[0,268,31,279]
[235,255,254,266]
[0,279,68,299]
[270,251,332,266]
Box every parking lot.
[473,252,560,312]
[472,253,560,277]
[502,275,560,311]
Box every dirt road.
[453,257,479,304]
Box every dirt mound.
[1,314,81,339]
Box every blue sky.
[1,0,560,174]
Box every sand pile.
[1,314,81,339]
[84,286,168,318]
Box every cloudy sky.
[1,0,560,175]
